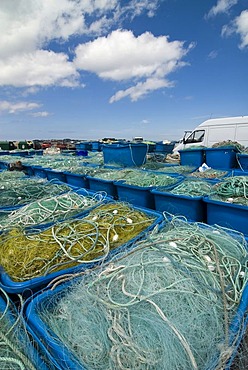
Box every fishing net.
[0,202,154,281]
[38,216,248,370]
[189,168,228,179]
[0,288,50,370]
[0,178,71,207]
[212,141,244,151]
[157,179,214,197]
[210,176,248,206]
[0,190,107,230]
[120,172,179,187]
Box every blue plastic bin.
[64,171,89,188]
[32,166,49,178]
[179,148,205,167]
[24,243,248,370]
[155,142,175,154]
[151,189,206,222]
[86,175,117,198]
[114,181,155,209]
[102,143,148,167]
[91,141,101,151]
[237,153,248,170]
[205,147,238,169]
[0,161,9,169]
[76,150,88,156]
[45,169,66,183]
[204,197,248,237]
[76,142,92,151]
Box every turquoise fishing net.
[157,179,214,197]
[0,190,107,229]
[0,288,51,370]
[39,217,248,370]
[210,176,248,206]
[0,177,71,207]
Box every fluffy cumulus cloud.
[0,100,41,114]
[0,50,79,87]
[74,30,193,102]
[222,10,248,48]
[0,0,159,90]
[207,0,238,18]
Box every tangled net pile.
[0,288,46,370]
[0,177,71,207]
[0,190,107,230]
[39,216,248,370]
[189,168,228,179]
[157,179,214,197]
[210,176,248,205]
[0,203,154,281]
[212,141,244,151]
[121,172,179,187]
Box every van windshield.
[185,130,205,144]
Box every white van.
[173,116,248,153]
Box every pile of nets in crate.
[0,176,71,207]
[39,216,248,370]
[0,202,154,281]
[156,178,214,197]
[189,168,228,179]
[0,288,54,370]
[119,171,179,188]
[210,176,248,206]
[0,190,107,230]
[144,164,196,174]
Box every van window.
[185,130,205,144]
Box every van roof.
[198,116,248,127]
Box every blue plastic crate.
[0,205,162,295]
[76,142,92,151]
[205,147,238,169]
[204,197,248,237]
[114,174,184,209]
[64,171,89,188]
[151,189,206,222]
[237,153,248,170]
[45,169,66,183]
[114,181,156,209]
[24,237,248,370]
[86,175,118,198]
[91,141,101,152]
[155,142,175,153]
[179,148,205,167]
[32,165,49,178]
[102,143,148,167]
[22,164,34,176]
[0,161,9,169]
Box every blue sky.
[0,0,247,142]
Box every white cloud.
[222,10,248,48]
[208,50,218,59]
[110,77,173,103]
[30,111,50,117]
[0,50,79,87]
[206,0,238,18]
[74,29,193,101]
[0,100,41,114]
[0,1,160,90]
